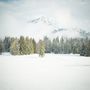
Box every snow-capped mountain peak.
[28,16,51,23]
[28,16,59,29]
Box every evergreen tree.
[38,40,45,57]
[10,38,20,55]
[69,38,74,53]
[32,39,36,53]
[75,38,81,54]
[29,38,34,54]
[85,40,90,56]
[52,38,56,53]
[53,37,60,53]
[25,37,34,54]
[44,36,52,53]
[25,37,31,54]
[10,37,15,45]
[3,37,11,52]
[64,39,70,54]
[80,41,86,56]
[19,36,26,55]
[0,40,3,54]
[60,37,64,53]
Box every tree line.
[0,36,90,56]
[0,36,45,57]
[44,36,90,56]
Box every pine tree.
[29,38,34,54]
[85,40,90,56]
[10,39,20,55]
[3,37,11,52]
[64,38,69,54]
[60,37,64,53]
[38,40,45,57]
[69,38,74,53]
[44,36,52,53]
[54,37,60,53]
[32,39,36,53]
[19,36,26,55]
[25,37,34,54]
[80,42,86,56]
[52,38,56,53]
[0,40,3,54]
[25,37,30,54]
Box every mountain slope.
[50,28,90,39]
[1,14,90,41]
[28,16,90,39]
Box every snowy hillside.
[28,16,59,29]
[0,54,90,90]
[28,16,90,40]
[1,14,90,41]
[51,28,90,39]
[27,16,60,40]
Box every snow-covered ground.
[0,54,90,90]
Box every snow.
[0,54,90,90]
[1,52,11,56]
[49,28,82,39]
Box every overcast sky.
[0,0,90,38]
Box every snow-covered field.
[0,54,90,90]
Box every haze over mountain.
[0,0,90,41]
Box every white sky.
[0,0,90,39]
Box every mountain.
[28,16,90,40]
[28,16,59,29]
[27,16,60,41]
[1,14,90,41]
[51,28,90,39]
